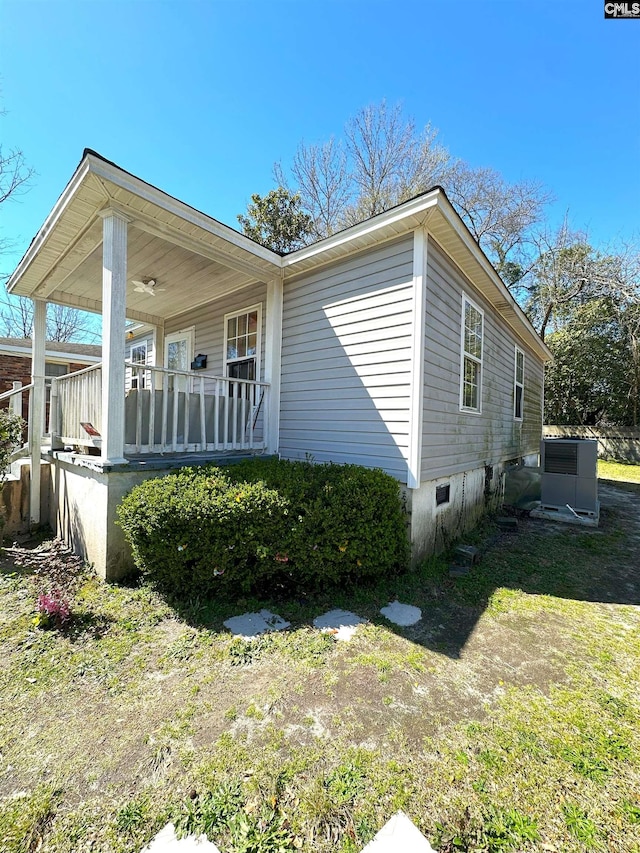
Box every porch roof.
[7,149,550,361]
[7,150,283,326]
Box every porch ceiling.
[8,150,282,326]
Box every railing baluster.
[148,368,156,451]
[223,383,229,449]
[199,376,206,451]
[135,367,143,453]
[214,379,220,450]
[248,385,254,450]
[161,370,168,452]
[183,373,190,452]
[240,388,247,450]
[171,373,179,452]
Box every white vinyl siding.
[514,346,525,421]
[164,282,267,392]
[421,237,544,481]
[280,236,414,481]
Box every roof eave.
[282,190,441,268]
[434,193,552,361]
[7,150,283,298]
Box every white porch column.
[29,298,46,525]
[99,208,130,465]
[264,275,283,455]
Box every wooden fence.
[543,425,640,463]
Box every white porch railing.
[52,363,103,449]
[51,362,269,456]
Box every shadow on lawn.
[155,481,640,661]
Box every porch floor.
[48,448,271,473]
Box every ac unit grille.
[544,442,578,475]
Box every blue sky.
[1,0,638,283]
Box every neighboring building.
[0,337,101,421]
[5,150,552,579]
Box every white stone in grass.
[361,811,434,852]
[223,609,290,639]
[313,609,367,641]
[140,822,221,852]
[380,600,422,627]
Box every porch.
[5,150,285,536]
[51,361,270,460]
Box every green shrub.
[225,457,409,589]
[116,467,288,597]
[117,459,408,598]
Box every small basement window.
[436,483,451,506]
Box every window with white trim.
[130,342,147,389]
[514,346,525,421]
[460,295,484,412]
[224,305,261,385]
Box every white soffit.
[7,151,282,301]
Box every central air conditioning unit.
[540,438,598,517]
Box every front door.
[164,328,194,390]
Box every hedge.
[116,458,408,598]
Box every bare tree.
[343,100,420,221]
[0,103,35,260]
[523,220,634,340]
[274,100,549,287]
[445,162,553,284]
[0,108,99,343]
[0,299,98,343]
[275,137,352,240]
[275,101,453,239]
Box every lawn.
[599,458,640,487]
[0,476,639,853]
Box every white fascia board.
[0,342,100,363]
[436,194,552,362]
[282,192,440,269]
[86,154,283,269]
[7,159,92,294]
[46,352,102,364]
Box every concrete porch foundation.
[47,451,268,580]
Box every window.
[45,362,68,378]
[460,294,483,412]
[224,305,261,387]
[130,342,147,389]
[514,346,524,420]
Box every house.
[5,149,551,580]
[0,337,101,422]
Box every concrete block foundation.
[407,463,505,565]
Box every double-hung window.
[514,346,525,421]
[460,294,484,413]
[130,342,147,389]
[224,305,261,391]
